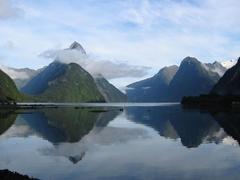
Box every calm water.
[0,104,240,180]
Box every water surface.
[0,103,240,180]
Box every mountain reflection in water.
[0,104,240,180]
[126,106,237,148]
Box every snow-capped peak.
[203,61,227,77]
[221,60,237,69]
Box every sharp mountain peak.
[69,41,87,54]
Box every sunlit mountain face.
[0,105,240,180]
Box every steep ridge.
[94,74,127,102]
[127,65,178,102]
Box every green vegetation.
[40,63,105,102]
[22,62,105,102]
[0,70,23,104]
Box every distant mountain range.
[127,57,228,102]
[0,40,238,103]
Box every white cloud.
[1,0,240,86]
[0,0,23,19]
[39,48,151,79]
[0,65,30,79]
[120,0,240,32]
[1,40,15,49]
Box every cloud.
[0,0,23,19]
[41,124,150,160]
[120,0,240,32]
[39,48,151,79]
[1,40,15,49]
[1,0,240,86]
[0,65,30,79]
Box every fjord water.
[0,104,240,180]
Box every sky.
[0,0,240,88]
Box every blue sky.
[0,0,240,87]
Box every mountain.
[21,61,105,102]
[21,61,67,95]
[13,69,38,89]
[221,60,237,69]
[21,41,127,102]
[127,65,178,102]
[211,58,240,95]
[94,74,127,102]
[0,69,22,102]
[168,57,220,101]
[68,41,87,54]
[126,106,225,148]
[127,57,223,102]
[0,65,43,89]
[204,61,227,76]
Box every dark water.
[0,104,240,180]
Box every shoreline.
[0,102,180,109]
[181,95,240,110]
